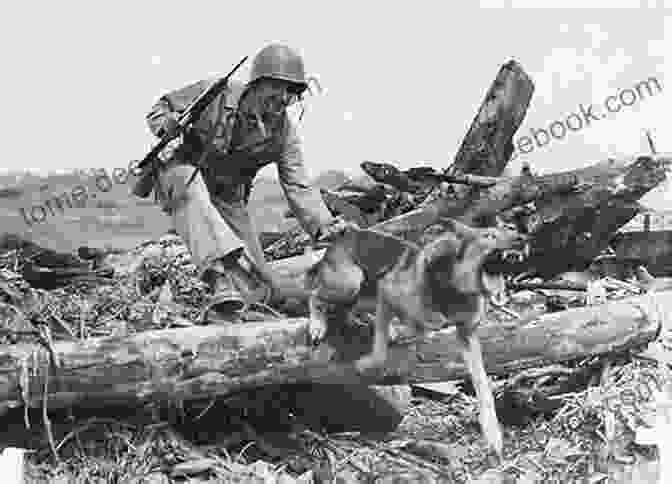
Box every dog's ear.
[425,252,457,299]
[450,257,484,295]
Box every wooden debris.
[0,291,665,413]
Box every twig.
[305,432,371,475]
[45,305,76,339]
[20,355,30,430]
[504,366,576,390]
[41,344,60,465]
[489,300,521,319]
[193,398,217,421]
[372,442,455,479]
[236,441,256,463]
[55,418,137,452]
[508,281,587,292]
[247,301,285,319]
[96,304,128,326]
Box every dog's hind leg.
[456,321,503,459]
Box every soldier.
[137,44,336,323]
[135,44,410,436]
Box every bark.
[610,229,672,277]
[447,60,535,178]
[0,290,664,413]
[368,155,668,279]
[318,189,371,227]
[364,61,536,239]
[517,155,669,278]
[370,169,581,241]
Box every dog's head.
[424,218,530,301]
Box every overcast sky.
[4,2,671,208]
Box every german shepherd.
[305,218,529,457]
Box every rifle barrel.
[137,55,248,170]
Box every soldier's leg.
[156,164,246,316]
[210,197,312,305]
[209,197,268,274]
[205,198,274,303]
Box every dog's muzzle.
[483,237,531,273]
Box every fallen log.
[518,155,669,278]
[357,162,502,197]
[372,168,581,241]
[611,229,672,277]
[0,290,664,413]
[265,157,666,275]
[370,155,667,274]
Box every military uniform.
[141,45,334,317]
[146,79,332,267]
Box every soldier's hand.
[315,217,359,244]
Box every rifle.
[132,56,248,197]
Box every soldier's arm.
[277,120,334,240]
[145,79,211,137]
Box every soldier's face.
[253,79,300,115]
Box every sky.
[3,2,671,206]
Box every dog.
[305,217,529,458]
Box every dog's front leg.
[308,292,330,344]
[456,323,504,459]
[354,293,394,375]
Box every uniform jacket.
[145,78,333,238]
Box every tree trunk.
[610,229,672,277]
[518,155,669,278]
[447,60,535,178]
[367,59,537,238]
[0,290,663,413]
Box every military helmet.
[249,44,308,94]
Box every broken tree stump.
[0,290,664,413]
[260,60,536,259]
[367,60,535,240]
[447,59,535,178]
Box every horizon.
[2,4,671,211]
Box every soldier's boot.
[200,249,247,324]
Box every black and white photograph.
[1,2,671,483]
